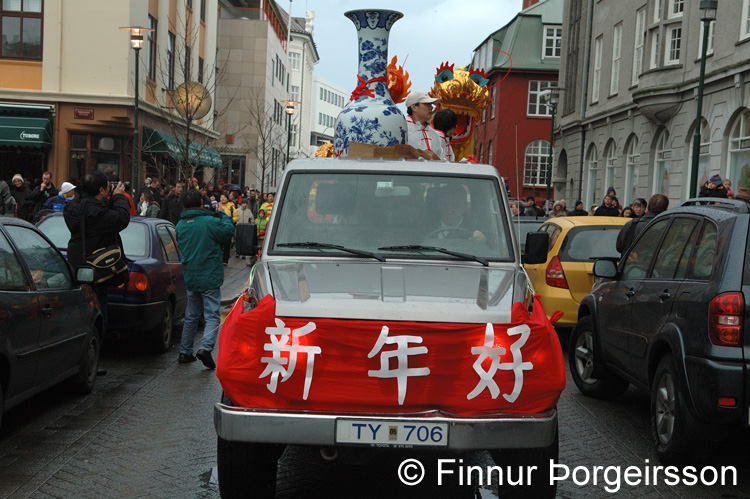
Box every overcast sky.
[295,0,520,95]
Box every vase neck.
[345,10,403,86]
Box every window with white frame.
[743,0,750,40]
[632,9,646,86]
[650,29,660,68]
[490,86,496,119]
[290,51,300,71]
[291,85,300,102]
[698,20,715,57]
[605,142,617,191]
[528,81,554,116]
[654,131,671,195]
[523,140,551,186]
[488,140,493,165]
[610,24,622,95]
[625,138,640,203]
[543,25,562,58]
[729,110,750,190]
[586,146,599,206]
[592,36,602,103]
[654,0,662,23]
[668,0,683,18]
[666,27,681,65]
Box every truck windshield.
[268,172,513,262]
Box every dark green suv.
[569,198,748,463]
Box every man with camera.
[64,170,131,342]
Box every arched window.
[729,110,750,190]
[523,140,551,186]
[624,136,640,204]
[653,131,671,196]
[586,145,599,206]
[604,140,617,194]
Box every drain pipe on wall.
[577,0,595,203]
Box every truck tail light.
[709,292,744,347]
[545,256,569,289]
[126,272,150,292]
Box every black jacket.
[26,182,59,216]
[158,192,184,225]
[594,204,620,216]
[63,193,131,271]
[11,184,32,221]
[616,212,657,254]
[568,209,589,216]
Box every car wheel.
[217,437,282,499]
[651,354,696,464]
[151,301,174,354]
[491,421,558,498]
[568,316,629,399]
[72,329,100,395]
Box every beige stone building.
[555,0,750,208]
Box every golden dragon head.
[429,63,492,161]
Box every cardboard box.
[347,142,440,160]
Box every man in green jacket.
[175,189,235,368]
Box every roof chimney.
[523,0,540,9]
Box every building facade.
[471,0,562,206]
[556,0,750,209]
[286,11,318,161]
[0,0,220,190]
[309,76,347,156]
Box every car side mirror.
[76,266,95,284]
[593,259,617,278]
[524,231,548,265]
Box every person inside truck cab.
[428,184,486,241]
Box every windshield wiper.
[277,242,386,262]
[378,245,489,266]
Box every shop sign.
[74,108,95,120]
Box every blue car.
[37,213,187,353]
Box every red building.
[471,0,562,208]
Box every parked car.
[569,198,750,463]
[524,216,628,328]
[0,216,101,428]
[37,213,187,353]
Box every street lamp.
[689,0,717,198]
[120,26,153,193]
[542,86,560,215]
[281,100,300,165]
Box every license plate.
[335,420,449,447]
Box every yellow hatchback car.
[524,216,629,328]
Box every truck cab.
[214,158,564,498]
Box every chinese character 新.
[467,323,533,402]
[259,318,321,400]
[368,326,430,405]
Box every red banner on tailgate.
[216,295,565,415]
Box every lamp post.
[120,26,153,192]
[543,87,560,216]
[689,0,717,198]
[281,100,300,165]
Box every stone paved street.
[1,258,750,498]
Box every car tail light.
[126,272,150,292]
[708,292,744,347]
[545,256,569,289]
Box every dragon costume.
[429,63,492,161]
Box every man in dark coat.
[26,171,59,218]
[594,194,620,216]
[616,194,669,255]
[64,170,131,340]
[568,200,589,216]
[158,180,184,225]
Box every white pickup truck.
[213,158,564,498]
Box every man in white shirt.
[405,90,445,160]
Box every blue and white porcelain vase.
[334,9,407,157]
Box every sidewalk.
[220,255,253,306]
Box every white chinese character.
[259,318,321,400]
[368,326,430,405]
[467,323,533,402]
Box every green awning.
[142,126,222,169]
[0,115,53,149]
